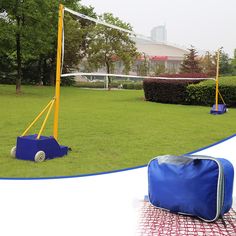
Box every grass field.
[0,84,235,178]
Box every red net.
[137,201,236,236]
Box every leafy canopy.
[86,13,139,74]
[180,46,201,74]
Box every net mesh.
[61,7,213,83]
[137,201,236,236]
[62,7,139,78]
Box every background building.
[95,25,187,76]
[110,38,187,76]
[151,25,167,43]
[134,38,187,74]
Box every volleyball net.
[61,6,141,83]
[60,6,212,90]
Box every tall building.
[151,25,167,43]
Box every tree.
[199,51,216,76]
[63,5,97,73]
[231,49,236,75]
[86,13,139,89]
[0,12,16,83]
[41,2,97,86]
[137,53,150,76]
[0,0,55,92]
[180,46,202,74]
[152,63,165,76]
[0,2,138,91]
[219,49,232,75]
[0,0,83,92]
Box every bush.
[186,83,215,105]
[159,73,208,78]
[75,81,105,88]
[186,76,236,107]
[0,73,16,84]
[143,78,203,104]
[144,76,236,107]
[122,82,143,90]
[75,80,143,90]
[61,77,75,86]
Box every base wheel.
[10,146,16,158]
[34,151,46,162]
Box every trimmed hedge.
[186,83,215,106]
[159,73,208,78]
[144,76,236,107]
[143,78,202,104]
[186,77,236,107]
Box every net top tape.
[64,7,150,41]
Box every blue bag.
[148,155,234,222]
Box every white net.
[61,6,211,89]
[62,7,141,78]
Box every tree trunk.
[105,60,111,90]
[16,16,22,94]
[50,53,56,86]
[42,59,48,85]
[38,57,43,85]
[50,67,55,86]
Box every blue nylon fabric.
[210,104,227,114]
[217,158,234,215]
[16,135,68,161]
[148,158,220,221]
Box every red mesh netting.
[137,201,236,236]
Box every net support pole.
[106,76,109,90]
[215,49,220,112]
[53,4,64,140]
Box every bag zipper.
[187,155,224,222]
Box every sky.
[80,0,236,57]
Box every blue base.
[15,134,68,161]
[210,104,227,115]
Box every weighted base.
[15,134,68,161]
[210,104,227,115]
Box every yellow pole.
[21,99,54,137]
[37,99,55,139]
[215,49,220,111]
[53,4,64,140]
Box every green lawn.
[0,84,235,178]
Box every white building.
[111,38,187,75]
[134,38,187,73]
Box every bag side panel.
[217,158,234,214]
[148,157,219,221]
